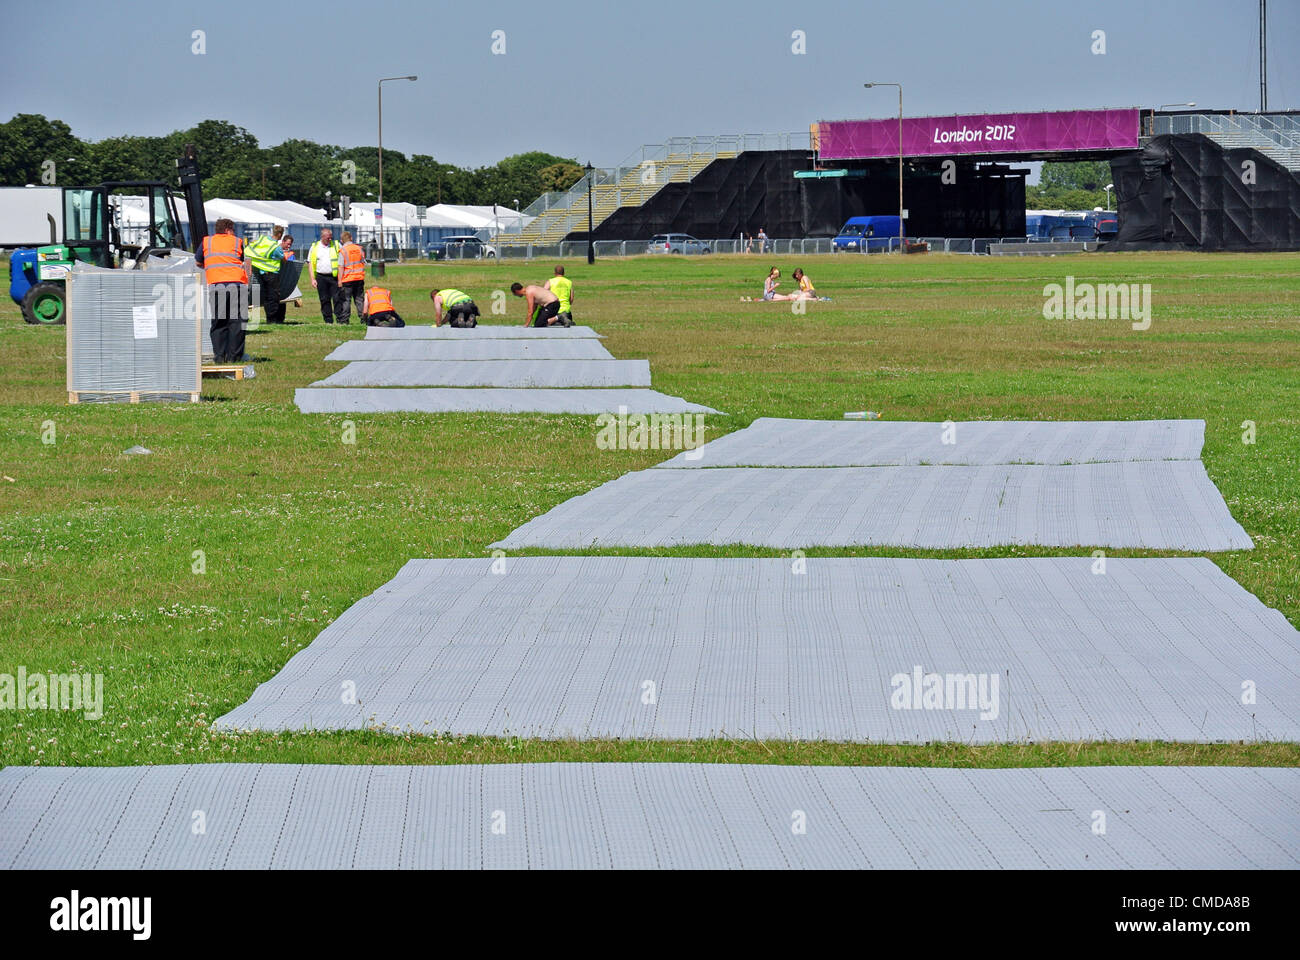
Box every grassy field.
[2,251,1298,770]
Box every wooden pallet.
[68,390,200,404]
[201,364,255,381]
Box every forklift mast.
[175,143,207,252]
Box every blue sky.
[3,0,1295,168]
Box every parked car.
[647,233,711,255]
[426,235,497,260]
[831,215,904,252]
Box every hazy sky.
[4,0,1294,168]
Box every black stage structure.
[570,109,1299,251]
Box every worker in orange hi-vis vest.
[336,231,366,324]
[362,286,404,328]
[194,217,252,363]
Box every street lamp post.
[864,82,904,252]
[378,74,417,274]
[585,162,595,264]
[260,163,280,201]
[1104,183,1114,209]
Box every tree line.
[1025,160,1114,211]
[0,114,586,210]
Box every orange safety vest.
[339,243,366,282]
[364,287,394,315]
[201,234,247,284]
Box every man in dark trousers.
[195,218,252,363]
[307,227,342,323]
[247,224,288,324]
[511,281,566,327]
[336,231,366,324]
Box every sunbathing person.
[792,268,817,299]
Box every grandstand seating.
[1152,113,1300,172]
[505,142,743,245]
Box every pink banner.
[813,108,1140,160]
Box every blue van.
[832,215,904,252]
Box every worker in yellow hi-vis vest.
[307,227,343,324]
[247,224,287,324]
[545,264,575,326]
[431,288,480,327]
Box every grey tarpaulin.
[493,463,1252,551]
[294,387,719,414]
[312,359,652,388]
[1,763,1295,869]
[656,418,1206,468]
[213,557,1295,742]
[324,340,615,362]
[365,325,603,339]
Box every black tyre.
[22,281,67,325]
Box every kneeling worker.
[431,288,479,327]
[363,286,404,327]
[545,265,574,325]
[511,281,567,327]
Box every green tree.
[165,120,261,186]
[538,162,584,193]
[1,113,587,210]
[86,134,169,183]
[1030,160,1113,210]
[1040,160,1111,192]
[261,139,341,206]
[0,114,85,185]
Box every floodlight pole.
[378,75,417,271]
[864,82,904,251]
[1260,0,1268,112]
[586,162,595,264]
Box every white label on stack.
[132,304,158,339]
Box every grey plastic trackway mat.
[494,463,1251,551]
[312,359,652,388]
[324,340,614,362]
[214,557,1296,741]
[294,388,719,415]
[1,763,1295,869]
[365,325,602,339]
[657,418,1206,467]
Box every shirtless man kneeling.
[510,281,571,327]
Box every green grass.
[2,251,1298,770]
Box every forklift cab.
[53,181,186,270]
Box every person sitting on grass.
[742,267,795,302]
[431,288,479,327]
[363,286,404,327]
[792,267,816,299]
[511,281,570,327]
